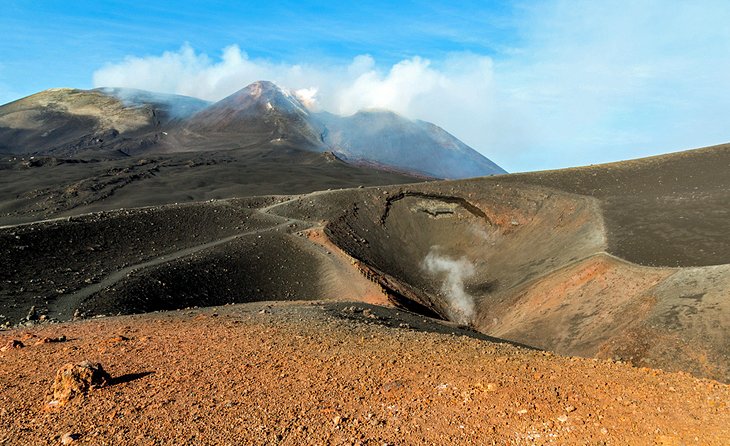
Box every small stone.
[51,361,112,405]
[557,415,569,423]
[34,336,66,346]
[565,405,576,413]
[61,432,80,444]
[0,340,24,352]
[517,409,528,414]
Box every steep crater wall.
[307,183,607,325]
[277,181,728,382]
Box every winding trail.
[257,189,334,214]
[47,216,300,319]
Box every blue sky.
[0,1,517,97]
[2,1,730,172]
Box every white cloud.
[293,87,319,111]
[93,45,504,165]
[92,1,730,172]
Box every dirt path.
[257,189,334,215]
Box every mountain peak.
[182,81,321,147]
[227,80,289,101]
[210,81,307,116]
[242,80,282,99]
[1,83,506,178]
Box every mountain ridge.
[0,81,506,179]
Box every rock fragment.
[26,305,37,321]
[34,335,66,346]
[50,361,111,405]
[60,432,80,444]
[1,340,24,352]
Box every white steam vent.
[421,246,476,325]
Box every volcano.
[0,81,506,179]
[0,87,728,443]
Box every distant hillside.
[317,109,506,178]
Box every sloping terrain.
[496,144,730,267]
[95,87,211,119]
[317,110,506,178]
[0,88,207,157]
[1,302,728,445]
[0,144,727,387]
[0,148,421,226]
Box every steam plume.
[422,247,475,324]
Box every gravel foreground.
[1,301,728,445]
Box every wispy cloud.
[494,0,730,169]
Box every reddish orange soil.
[1,301,728,445]
[303,227,391,307]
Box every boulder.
[50,361,111,405]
